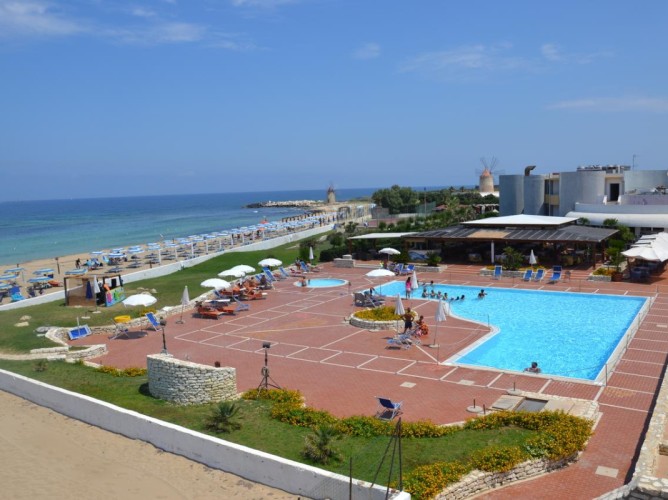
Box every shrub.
[426,252,441,267]
[206,401,242,433]
[353,306,401,321]
[34,359,48,372]
[302,425,342,464]
[403,461,469,500]
[468,445,528,472]
[95,365,147,377]
[319,246,346,262]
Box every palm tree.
[302,425,342,464]
[206,401,241,433]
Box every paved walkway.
[69,262,668,499]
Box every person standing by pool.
[402,308,414,333]
[405,277,412,299]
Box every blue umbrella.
[28,276,50,283]
[33,268,54,275]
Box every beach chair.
[263,268,277,283]
[354,292,384,307]
[145,312,161,331]
[232,296,250,311]
[68,324,92,340]
[401,264,414,275]
[522,269,533,281]
[547,271,562,284]
[533,268,545,282]
[386,333,413,349]
[393,263,404,275]
[279,267,291,279]
[375,397,403,421]
[299,261,310,273]
[10,292,25,302]
[493,265,503,280]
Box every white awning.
[348,232,416,240]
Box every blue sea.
[0,188,376,265]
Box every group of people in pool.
[418,282,488,301]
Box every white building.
[499,165,668,235]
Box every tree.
[205,401,241,433]
[301,425,342,465]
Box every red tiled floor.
[70,262,668,499]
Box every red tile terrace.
[69,262,668,500]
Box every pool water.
[295,278,347,288]
[372,281,648,381]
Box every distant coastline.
[244,200,323,209]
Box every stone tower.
[327,185,336,204]
[479,168,495,193]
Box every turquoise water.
[374,281,648,380]
[296,278,347,288]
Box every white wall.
[0,369,409,500]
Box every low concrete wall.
[0,369,408,500]
[147,354,237,405]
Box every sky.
[1,1,667,201]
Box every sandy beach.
[0,390,298,499]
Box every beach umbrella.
[433,299,449,363]
[410,270,419,290]
[258,258,282,268]
[232,264,255,274]
[123,293,157,308]
[33,268,54,275]
[309,246,314,262]
[394,294,405,315]
[529,250,537,266]
[177,285,189,324]
[379,247,400,264]
[365,269,395,278]
[365,268,395,295]
[28,276,50,283]
[201,278,231,290]
[219,268,245,278]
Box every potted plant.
[608,248,625,281]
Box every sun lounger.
[533,269,545,282]
[547,271,561,284]
[493,265,502,280]
[375,397,403,421]
[401,264,414,275]
[354,292,384,307]
[68,324,91,340]
[522,269,533,281]
[145,312,161,331]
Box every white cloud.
[230,0,298,7]
[353,42,380,60]
[548,96,668,113]
[108,21,206,45]
[541,42,611,64]
[400,43,525,80]
[130,7,157,18]
[0,0,85,37]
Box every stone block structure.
[147,354,237,405]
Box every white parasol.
[219,268,245,278]
[366,268,395,296]
[379,248,400,255]
[201,278,232,290]
[123,293,157,308]
[432,299,449,362]
[309,246,314,262]
[410,270,419,290]
[232,264,256,274]
[177,285,189,324]
[529,250,537,265]
[258,258,282,268]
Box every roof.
[566,211,668,228]
[408,224,617,244]
[348,232,416,240]
[462,214,577,227]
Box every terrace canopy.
[405,215,618,265]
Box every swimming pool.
[295,278,347,288]
[372,281,649,381]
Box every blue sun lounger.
[493,265,502,279]
[375,397,403,421]
[68,324,91,340]
[533,268,545,282]
[547,270,562,284]
[522,269,533,281]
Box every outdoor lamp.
[159,318,168,354]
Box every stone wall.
[147,354,237,405]
[436,456,576,500]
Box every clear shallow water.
[296,278,347,288]
[0,188,376,265]
[374,281,648,380]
